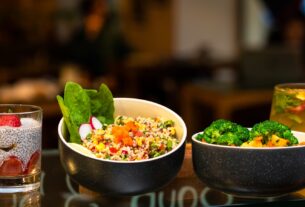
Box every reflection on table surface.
[1,147,305,207]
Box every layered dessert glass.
[0,104,42,193]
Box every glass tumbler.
[270,83,305,132]
[0,104,42,193]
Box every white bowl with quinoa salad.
[57,82,187,195]
[82,115,179,161]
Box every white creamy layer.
[0,118,41,171]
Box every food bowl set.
[58,98,187,196]
[58,98,305,197]
[192,131,305,197]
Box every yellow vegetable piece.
[296,91,305,101]
[271,135,289,147]
[96,143,105,151]
[136,137,142,146]
[241,136,263,147]
[169,127,176,135]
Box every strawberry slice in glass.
[25,150,40,174]
[0,156,23,176]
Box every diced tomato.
[135,131,143,137]
[25,150,40,174]
[159,144,165,151]
[0,156,23,176]
[110,147,118,153]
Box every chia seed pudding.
[0,118,41,175]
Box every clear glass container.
[0,104,42,193]
[270,83,305,131]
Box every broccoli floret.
[250,120,298,145]
[196,119,250,146]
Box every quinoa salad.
[82,116,179,161]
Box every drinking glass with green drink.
[270,83,305,132]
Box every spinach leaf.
[86,84,114,124]
[57,95,81,143]
[60,82,91,143]
[57,82,115,143]
[64,82,91,127]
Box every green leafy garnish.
[85,84,114,124]
[57,82,115,143]
[64,82,91,128]
[57,95,81,143]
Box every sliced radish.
[90,116,103,129]
[79,124,92,140]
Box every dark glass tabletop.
[1,147,305,207]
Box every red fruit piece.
[25,150,40,174]
[287,103,305,114]
[0,156,23,176]
[110,147,118,154]
[135,131,143,137]
[0,115,21,127]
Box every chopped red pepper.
[110,147,118,153]
[135,131,143,137]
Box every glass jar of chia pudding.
[0,104,42,193]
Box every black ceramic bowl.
[192,131,305,197]
[58,98,187,196]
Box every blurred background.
[0,0,304,148]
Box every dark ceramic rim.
[192,131,305,150]
[58,97,187,163]
[0,104,42,115]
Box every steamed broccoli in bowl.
[196,119,299,147]
[196,119,249,146]
[241,120,298,147]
